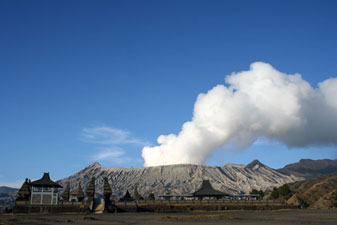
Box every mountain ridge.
[58,159,301,198]
[287,172,337,209]
[1,158,336,212]
[277,158,337,178]
[0,186,18,194]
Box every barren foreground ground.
[0,209,336,225]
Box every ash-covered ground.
[0,209,336,225]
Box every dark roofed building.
[103,177,113,212]
[192,180,227,199]
[86,177,95,211]
[30,173,62,205]
[61,183,70,201]
[86,177,95,197]
[30,173,62,188]
[76,183,84,201]
[120,190,133,202]
[103,177,112,197]
[69,183,84,202]
[17,178,31,201]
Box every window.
[43,187,52,192]
[33,187,43,192]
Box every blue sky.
[1,0,337,187]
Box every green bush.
[278,184,290,199]
[148,193,155,201]
[250,189,264,199]
[271,187,279,199]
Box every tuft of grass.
[271,209,292,212]
[161,214,235,221]
[61,212,86,215]
[82,216,98,220]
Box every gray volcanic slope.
[59,160,301,198]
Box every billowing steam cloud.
[142,62,337,167]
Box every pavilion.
[69,183,84,202]
[61,183,70,201]
[30,173,62,205]
[192,180,227,199]
[119,190,133,202]
[16,178,31,201]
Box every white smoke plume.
[142,62,337,167]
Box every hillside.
[287,172,337,209]
[277,159,337,178]
[59,160,301,198]
[0,187,17,213]
[0,187,17,194]
[2,158,335,211]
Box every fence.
[117,198,282,205]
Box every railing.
[15,200,84,206]
[15,200,30,205]
[116,199,282,205]
[59,201,84,206]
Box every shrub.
[271,187,279,199]
[278,184,290,199]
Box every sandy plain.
[0,209,336,225]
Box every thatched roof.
[120,190,133,201]
[30,173,62,188]
[70,183,84,199]
[70,189,77,195]
[62,183,70,200]
[192,180,226,197]
[77,183,84,199]
[86,177,95,196]
[17,178,31,196]
[103,177,112,196]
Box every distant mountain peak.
[277,158,337,178]
[299,159,312,162]
[245,160,266,169]
[85,162,102,170]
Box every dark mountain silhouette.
[0,186,18,212]
[0,186,17,194]
[277,159,337,178]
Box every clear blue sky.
[1,0,336,187]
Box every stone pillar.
[103,177,113,212]
[86,177,95,212]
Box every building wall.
[30,187,59,205]
[42,194,51,205]
[31,194,41,204]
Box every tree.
[258,190,265,199]
[278,184,290,199]
[250,189,264,199]
[148,193,155,201]
[250,189,259,195]
[271,187,279,199]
